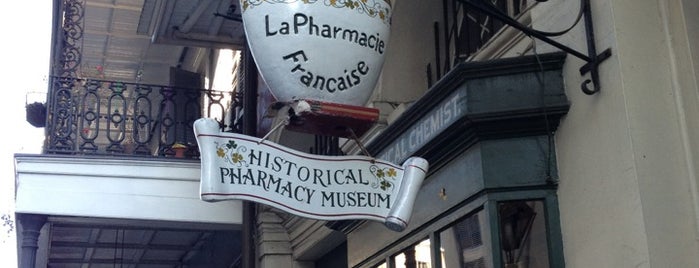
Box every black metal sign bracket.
[457,0,612,95]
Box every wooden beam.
[84,29,152,40]
[85,1,142,11]
[49,258,181,265]
[51,240,193,251]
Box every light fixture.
[499,201,536,267]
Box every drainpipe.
[241,42,258,268]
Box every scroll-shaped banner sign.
[239,0,394,106]
[194,118,428,232]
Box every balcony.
[13,1,253,267]
[38,0,250,160]
[42,76,241,159]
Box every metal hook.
[581,79,598,95]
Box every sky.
[0,1,53,267]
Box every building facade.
[15,0,699,267]
[254,0,699,267]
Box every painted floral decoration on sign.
[241,0,391,24]
[370,165,396,191]
[216,140,248,167]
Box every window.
[440,210,491,268]
[364,195,563,268]
[456,0,530,60]
[392,239,433,268]
[430,0,533,86]
[498,200,550,268]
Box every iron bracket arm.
[456,0,612,95]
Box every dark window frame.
[366,189,564,268]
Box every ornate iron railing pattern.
[45,0,86,155]
[57,0,84,78]
[46,0,248,159]
[45,77,240,159]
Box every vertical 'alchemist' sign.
[195,118,427,232]
[240,0,393,107]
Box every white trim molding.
[14,154,242,225]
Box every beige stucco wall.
[371,0,442,110]
[678,0,699,241]
[549,0,699,267]
[358,0,699,267]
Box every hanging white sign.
[239,0,394,106]
[194,118,427,232]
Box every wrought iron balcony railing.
[44,76,243,159]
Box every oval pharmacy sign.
[240,0,393,106]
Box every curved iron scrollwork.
[46,77,238,159]
[59,0,84,78]
[132,85,155,155]
[47,77,79,153]
[46,0,84,154]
